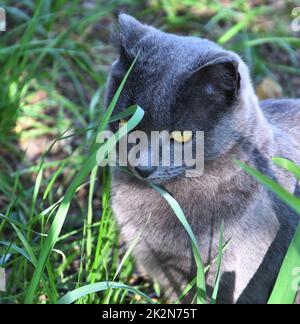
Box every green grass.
[0,0,300,304]
[238,159,300,304]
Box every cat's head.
[105,14,259,184]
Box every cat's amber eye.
[170,131,193,143]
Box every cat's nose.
[135,165,157,179]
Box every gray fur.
[106,14,300,304]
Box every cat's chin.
[125,172,181,186]
[117,166,186,185]
[144,173,184,185]
[146,177,173,185]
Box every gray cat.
[105,14,300,304]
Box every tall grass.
[1,0,145,304]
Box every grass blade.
[237,161,300,304]
[211,221,224,304]
[268,223,300,304]
[236,161,300,214]
[58,282,155,305]
[273,157,300,182]
[151,184,207,304]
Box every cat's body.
[106,15,300,304]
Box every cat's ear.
[119,14,147,48]
[192,56,241,100]
[114,14,148,63]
